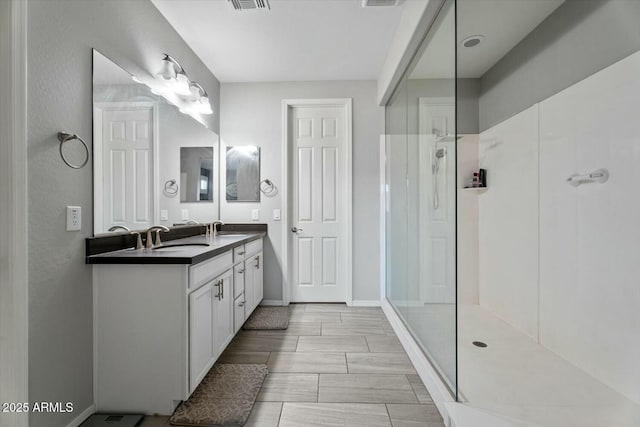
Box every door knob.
[291,227,303,233]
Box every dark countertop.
[86,232,265,265]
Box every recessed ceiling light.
[461,35,485,48]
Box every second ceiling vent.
[228,0,270,11]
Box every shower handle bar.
[566,168,609,187]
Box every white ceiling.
[410,0,565,80]
[152,0,405,83]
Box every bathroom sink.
[214,233,249,238]
[153,243,210,251]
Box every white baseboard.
[351,300,381,307]
[381,299,455,425]
[66,404,95,427]
[260,299,284,306]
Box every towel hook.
[567,168,609,187]
[57,132,89,169]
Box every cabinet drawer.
[233,245,246,261]
[234,294,246,333]
[233,263,245,299]
[245,239,263,256]
[189,251,233,291]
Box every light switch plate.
[251,209,260,221]
[273,209,281,221]
[160,210,168,221]
[66,206,81,231]
[181,209,189,220]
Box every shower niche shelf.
[462,187,488,194]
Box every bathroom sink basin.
[214,233,250,239]
[153,243,210,251]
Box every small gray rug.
[170,364,268,427]
[242,306,291,330]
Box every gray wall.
[220,81,383,302]
[27,1,220,426]
[479,0,640,131]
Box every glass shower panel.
[385,0,457,397]
[385,78,409,322]
[408,0,457,394]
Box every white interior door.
[101,106,154,231]
[291,104,349,302]
[419,98,456,303]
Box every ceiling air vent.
[228,0,270,11]
[362,0,399,7]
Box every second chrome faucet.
[207,220,224,238]
[144,225,170,249]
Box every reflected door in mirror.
[97,105,155,231]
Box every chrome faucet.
[108,225,130,232]
[209,220,224,238]
[145,225,170,249]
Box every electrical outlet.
[66,206,81,231]
[181,209,189,220]
[251,209,260,221]
[273,209,281,221]
[160,210,168,221]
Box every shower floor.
[458,304,640,426]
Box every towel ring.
[260,179,278,197]
[164,179,179,196]
[58,132,89,169]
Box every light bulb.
[174,72,191,96]
[189,84,202,100]
[197,96,213,115]
[157,57,176,80]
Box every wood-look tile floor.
[139,304,444,427]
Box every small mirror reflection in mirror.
[180,147,214,202]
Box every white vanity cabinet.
[93,237,263,415]
[188,267,234,394]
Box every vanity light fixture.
[139,53,214,116]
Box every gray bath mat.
[242,306,291,330]
[170,364,268,427]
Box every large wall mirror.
[92,50,219,234]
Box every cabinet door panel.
[214,269,234,356]
[189,282,215,394]
[254,252,264,307]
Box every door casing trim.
[0,0,29,425]
[281,99,353,305]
